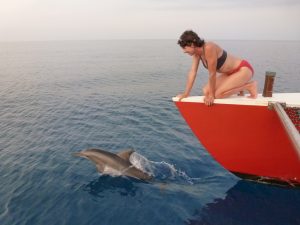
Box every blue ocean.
[1,40,300,225]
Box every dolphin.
[73,148,153,181]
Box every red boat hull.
[175,101,300,186]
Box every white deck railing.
[271,102,300,158]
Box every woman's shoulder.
[203,42,221,58]
[204,41,223,55]
[204,41,220,52]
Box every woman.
[176,30,257,106]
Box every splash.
[129,152,194,184]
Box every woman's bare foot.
[246,81,258,98]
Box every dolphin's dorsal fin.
[117,149,135,161]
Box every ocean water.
[0,40,300,225]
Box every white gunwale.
[172,93,300,107]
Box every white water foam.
[129,152,194,184]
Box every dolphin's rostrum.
[73,148,153,181]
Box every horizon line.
[0,38,300,43]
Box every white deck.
[172,93,300,107]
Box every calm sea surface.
[1,40,300,225]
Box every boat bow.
[173,93,300,187]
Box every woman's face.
[182,45,196,56]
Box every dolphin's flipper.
[117,149,135,161]
[96,164,105,173]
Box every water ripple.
[1,40,299,225]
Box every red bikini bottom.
[227,60,254,76]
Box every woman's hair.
[177,30,205,48]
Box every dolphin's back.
[85,149,118,158]
[82,149,132,169]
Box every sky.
[0,0,299,41]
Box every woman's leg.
[202,73,228,96]
[213,67,257,98]
[202,73,248,97]
[218,80,257,98]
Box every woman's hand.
[204,95,214,106]
[176,93,189,102]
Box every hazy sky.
[1,0,299,41]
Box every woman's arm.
[177,55,200,101]
[204,44,218,105]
